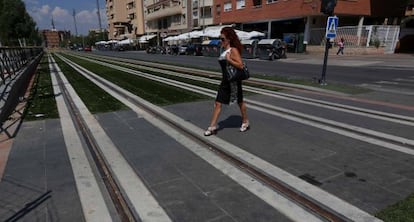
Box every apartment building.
[106,0,145,40]
[42,30,71,48]
[144,0,214,36]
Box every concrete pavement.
[1,52,413,221]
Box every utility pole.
[73,9,78,36]
[96,0,104,39]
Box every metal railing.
[309,25,400,53]
[1,47,43,84]
[1,47,43,137]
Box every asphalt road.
[92,50,414,86]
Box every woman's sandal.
[240,121,250,132]
[204,126,217,136]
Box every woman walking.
[204,27,249,136]
[336,38,344,55]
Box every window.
[216,5,221,16]
[253,0,262,7]
[266,0,277,4]
[128,13,136,20]
[200,7,212,18]
[224,2,232,12]
[236,0,245,9]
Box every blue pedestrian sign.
[325,16,338,38]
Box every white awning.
[95,41,107,45]
[118,38,133,45]
[139,34,156,43]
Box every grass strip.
[24,56,59,121]
[72,54,271,96]
[53,55,129,114]
[58,53,210,106]
[82,53,365,95]
[376,193,414,222]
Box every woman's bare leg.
[238,101,248,123]
[209,101,222,127]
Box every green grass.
[81,53,367,95]
[53,55,129,113]
[24,56,59,121]
[376,193,414,222]
[58,53,210,106]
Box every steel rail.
[49,56,137,222]
[71,52,414,124]
[56,53,358,222]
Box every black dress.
[216,59,243,105]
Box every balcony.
[146,5,183,21]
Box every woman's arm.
[226,48,244,69]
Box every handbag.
[226,62,250,81]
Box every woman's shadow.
[216,115,242,132]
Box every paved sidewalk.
[282,52,414,69]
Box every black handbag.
[226,62,250,81]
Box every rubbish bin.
[257,39,286,60]
[201,40,211,56]
[209,39,221,57]
[296,33,305,53]
[241,39,258,59]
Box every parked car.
[178,45,188,55]
[168,45,179,55]
[185,43,203,56]
[84,46,92,52]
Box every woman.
[336,38,344,55]
[204,27,249,136]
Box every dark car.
[185,43,203,56]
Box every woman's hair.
[221,27,243,53]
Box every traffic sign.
[325,16,338,38]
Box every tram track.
[69,52,414,124]
[51,52,385,221]
[59,52,414,155]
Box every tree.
[0,0,41,46]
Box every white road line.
[53,54,172,222]
[394,78,414,83]
[58,54,382,222]
[359,83,414,96]
[48,55,112,222]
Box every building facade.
[105,0,410,49]
[106,0,146,40]
[143,0,214,36]
[42,30,71,48]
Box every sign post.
[320,16,338,85]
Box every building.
[106,0,146,40]
[105,0,410,51]
[41,30,71,48]
[144,0,214,37]
[213,0,407,43]
[105,0,214,41]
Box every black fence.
[1,47,44,137]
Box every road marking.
[360,83,414,96]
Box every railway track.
[47,52,395,221]
[61,52,414,154]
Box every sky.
[23,0,108,35]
